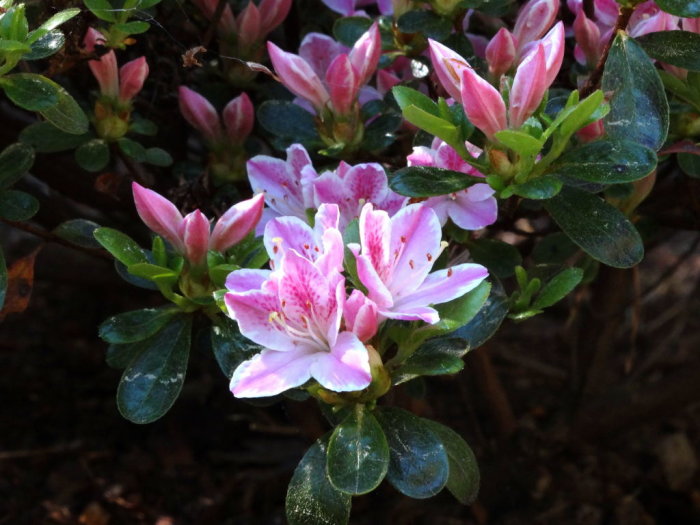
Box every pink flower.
[132,183,264,264]
[179,87,254,144]
[407,139,497,231]
[321,0,393,16]
[224,205,372,397]
[349,203,489,324]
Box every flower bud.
[486,28,516,79]
[209,193,265,252]
[348,23,382,87]
[460,67,507,140]
[236,1,262,49]
[132,182,185,251]
[259,0,292,35]
[180,210,211,265]
[118,56,149,102]
[326,54,360,116]
[267,42,330,111]
[428,38,471,102]
[223,92,255,143]
[84,28,119,98]
[512,0,559,53]
[510,44,547,129]
[574,10,601,67]
[178,86,222,142]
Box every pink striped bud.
[509,44,547,129]
[223,92,255,143]
[577,119,605,143]
[84,28,119,98]
[326,54,360,115]
[348,23,382,86]
[178,86,222,142]
[521,22,565,89]
[193,0,236,35]
[512,0,559,53]
[574,10,601,67]
[259,0,292,35]
[460,67,507,140]
[236,2,262,49]
[486,28,516,78]
[180,210,211,265]
[210,193,265,252]
[132,182,185,252]
[428,38,471,101]
[683,18,700,34]
[267,42,330,111]
[118,56,149,102]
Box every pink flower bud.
[509,44,547,129]
[577,119,605,143]
[377,69,401,95]
[84,28,119,98]
[460,67,507,140]
[348,23,382,86]
[521,22,565,89]
[118,56,149,102]
[178,86,222,142]
[193,0,236,35]
[428,38,472,101]
[180,210,211,265]
[683,18,700,34]
[210,193,265,252]
[259,0,292,35]
[512,0,559,53]
[344,290,378,342]
[236,1,262,49]
[594,0,620,28]
[486,28,516,78]
[132,182,185,251]
[267,42,330,111]
[223,92,255,143]
[326,54,360,115]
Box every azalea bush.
[1,0,700,522]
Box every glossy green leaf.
[327,406,389,495]
[0,189,39,221]
[258,100,322,149]
[468,239,522,278]
[0,39,30,52]
[24,30,65,60]
[333,16,372,46]
[99,307,178,344]
[38,79,89,135]
[397,10,451,40]
[376,407,449,499]
[544,186,644,268]
[362,113,401,151]
[75,139,110,172]
[392,337,469,384]
[636,31,700,71]
[532,233,578,264]
[145,147,173,167]
[402,104,461,147]
[126,262,178,284]
[0,142,34,189]
[84,0,117,22]
[286,436,351,525]
[118,138,147,162]
[210,317,262,378]
[106,342,142,369]
[0,247,6,311]
[117,315,192,424]
[94,227,148,266]
[555,90,607,141]
[509,175,563,200]
[452,278,508,350]
[532,267,584,310]
[495,130,543,157]
[602,32,668,151]
[0,73,58,110]
[422,419,479,505]
[655,0,700,17]
[19,122,90,153]
[37,8,80,32]
[392,86,440,117]
[389,166,483,197]
[0,5,28,41]
[678,152,700,178]
[53,219,101,249]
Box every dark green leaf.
[145,147,173,167]
[84,0,117,21]
[532,267,584,310]
[422,419,479,505]
[655,0,700,17]
[468,239,522,278]
[126,262,178,284]
[118,138,147,162]
[0,247,6,310]
[397,10,451,40]
[129,118,158,136]
[258,100,322,149]
[544,185,644,268]
[389,166,483,197]
[53,219,101,249]
[679,152,700,178]
[393,337,469,384]
[99,307,178,344]
[113,21,151,34]
[0,73,58,111]
[286,436,351,525]
[94,227,148,266]
[375,407,449,499]
[116,315,192,424]
[333,16,372,46]
[38,79,89,135]
[210,317,262,378]
[548,139,657,184]
[0,189,39,221]
[75,139,110,172]
[19,122,90,153]
[636,31,700,71]
[0,142,34,189]
[602,33,668,150]
[509,175,563,200]
[532,232,578,264]
[24,30,65,60]
[327,406,389,495]
[452,278,508,350]
[362,113,401,151]
[106,342,143,369]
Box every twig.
[0,440,82,460]
[1,218,112,261]
[202,0,228,48]
[579,6,635,98]
[641,233,700,302]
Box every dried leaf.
[0,247,41,321]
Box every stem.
[580,7,635,98]
[202,0,229,48]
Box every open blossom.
[132,183,264,264]
[320,0,393,16]
[349,203,489,324]
[178,87,254,144]
[407,139,497,231]
[224,205,373,397]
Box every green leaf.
[0,189,39,221]
[397,10,451,40]
[286,436,351,525]
[422,419,479,505]
[19,122,90,153]
[0,247,6,311]
[126,262,178,285]
[327,406,389,495]
[129,118,158,136]
[37,8,80,32]
[402,104,461,146]
[636,31,700,72]
[84,0,117,22]
[0,39,30,52]
[116,315,192,424]
[53,219,101,249]
[99,307,178,344]
[210,317,262,378]
[495,130,543,157]
[106,342,143,369]
[75,139,110,172]
[509,175,563,200]
[452,278,508,350]
[679,152,700,178]
[548,139,657,184]
[555,90,606,140]
[0,142,34,189]
[602,32,669,151]
[258,100,322,149]
[393,337,469,384]
[112,21,151,34]
[468,239,522,278]
[93,227,148,266]
[544,186,644,268]
[118,137,147,162]
[375,407,449,499]
[532,267,584,310]
[392,86,440,117]
[532,232,578,264]
[24,30,65,60]
[0,73,58,110]
[362,113,402,151]
[655,0,700,17]
[389,166,483,197]
[144,147,173,167]
[38,79,89,135]
[333,16,372,46]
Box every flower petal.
[230,347,316,397]
[397,263,489,312]
[310,331,371,392]
[210,193,264,252]
[224,288,292,351]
